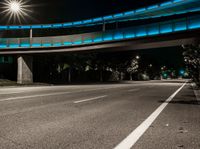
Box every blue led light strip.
[0,15,200,49]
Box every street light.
[136,55,140,60]
[2,0,33,43]
[9,1,21,13]
[2,0,31,22]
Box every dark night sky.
[0,0,167,25]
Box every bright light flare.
[1,0,32,23]
[136,55,140,60]
[10,1,21,13]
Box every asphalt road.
[0,80,199,149]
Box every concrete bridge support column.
[17,55,33,84]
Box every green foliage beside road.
[183,45,200,87]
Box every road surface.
[0,80,199,149]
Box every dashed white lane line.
[0,85,133,102]
[0,92,70,102]
[73,95,107,104]
[127,89,140,92]
[0,85,128,103]
[114,82,187,149]
[0,91,25,95]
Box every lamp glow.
[1,0,32,23]
[136,55,140,60]
[9,1,21,13]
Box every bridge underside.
[0,31,199,84]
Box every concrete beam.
[17,55,33,84]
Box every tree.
[183,44,200,87]
[127,58,139,81]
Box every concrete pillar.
[17,55,33,84]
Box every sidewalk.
[0,79,51,87]
[0,79,17,86]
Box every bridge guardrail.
[0,15,200,49]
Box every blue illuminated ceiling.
[0,0,200,30]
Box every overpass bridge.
[0,15,199,54]
[0,0,200,84]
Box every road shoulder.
[133,83,200,149]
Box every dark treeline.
[33,51,137,84]
[0,48,185,83]
[33,48,185,84]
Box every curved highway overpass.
[0,15,199,54]
[0,0,199,30]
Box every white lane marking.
[74,95,107,104]
[147,85,153,88]
[0,92,70,102]
[0,85,132,102]
[0,91,25,95]
[128,89,140,92]
[114,82,187,149]
[0,85,128,102]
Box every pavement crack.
[177,144,184,148]
[178,127,188,134]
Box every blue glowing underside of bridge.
[0,15,200,49]
[0,0,200,30]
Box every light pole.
[29,28,33,46]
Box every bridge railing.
[0,15,200,49]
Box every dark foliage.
[183,45,200,87]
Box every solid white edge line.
[114,82,187,149]
[74,95,107,104]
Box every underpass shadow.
[158,89,199,105]
[158,100,199,105]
